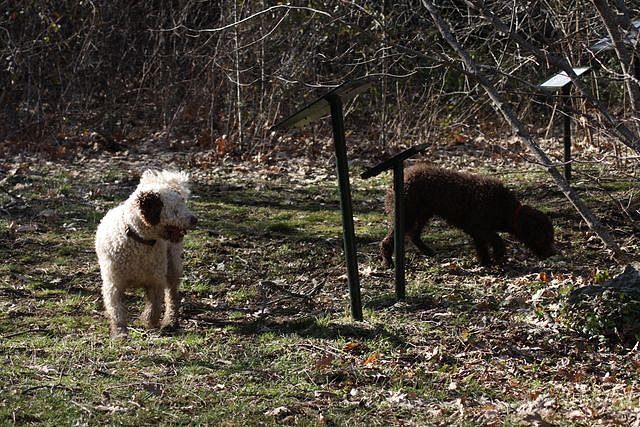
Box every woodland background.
[1,0,639,161]
[3,2,640,425]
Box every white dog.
[95,170,197,338]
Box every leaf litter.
[1,137,640,425]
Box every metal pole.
[326,94,363,321]
[562,84,572,182]
[393,161,406,299]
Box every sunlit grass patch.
[0,155,639,425]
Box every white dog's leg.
[162,245,182,330]
[141,284,163,329]
[102,280,128,338]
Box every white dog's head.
[132,170,197,243]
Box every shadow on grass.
[194,179,384,216]
[182,302,407,348]
[364,293,439,312]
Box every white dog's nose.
[189,215,198,227]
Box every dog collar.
[125,225,156,246]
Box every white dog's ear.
[137,191,163,226]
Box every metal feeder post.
[539,66,591,183]
[392,161,406,299]
[361,144,428,300]
[271,79,372,321]
[326,93,361,320]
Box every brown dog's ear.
[137,191,163,226]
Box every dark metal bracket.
[361,144,428,300]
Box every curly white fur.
[95,169,197,338]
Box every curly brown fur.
[380,163,555,267]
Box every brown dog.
[380,163,555,267]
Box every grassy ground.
[1,142,640,426]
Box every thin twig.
[156,5,331,34]
[260,279,326,304]
[2,328,49,340]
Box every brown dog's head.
[513,205,556,259]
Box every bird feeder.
[539,66,591,182]
[271,78,372,321]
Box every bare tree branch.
[592,0,640,113]
[188,5,331,33]
[466,0,640,154]
[421,0,625,262]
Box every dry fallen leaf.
[362,352,379,367]
[538,271,551,283]
[315,354,335,369]
[343,341,362,353]
[215,135,228,157]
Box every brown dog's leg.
[487,232,506,264]
[411,236,436,256]
[407,217,435,258]
[380,231,395,268]
[469,232,492,266]
[408,232,436,257]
